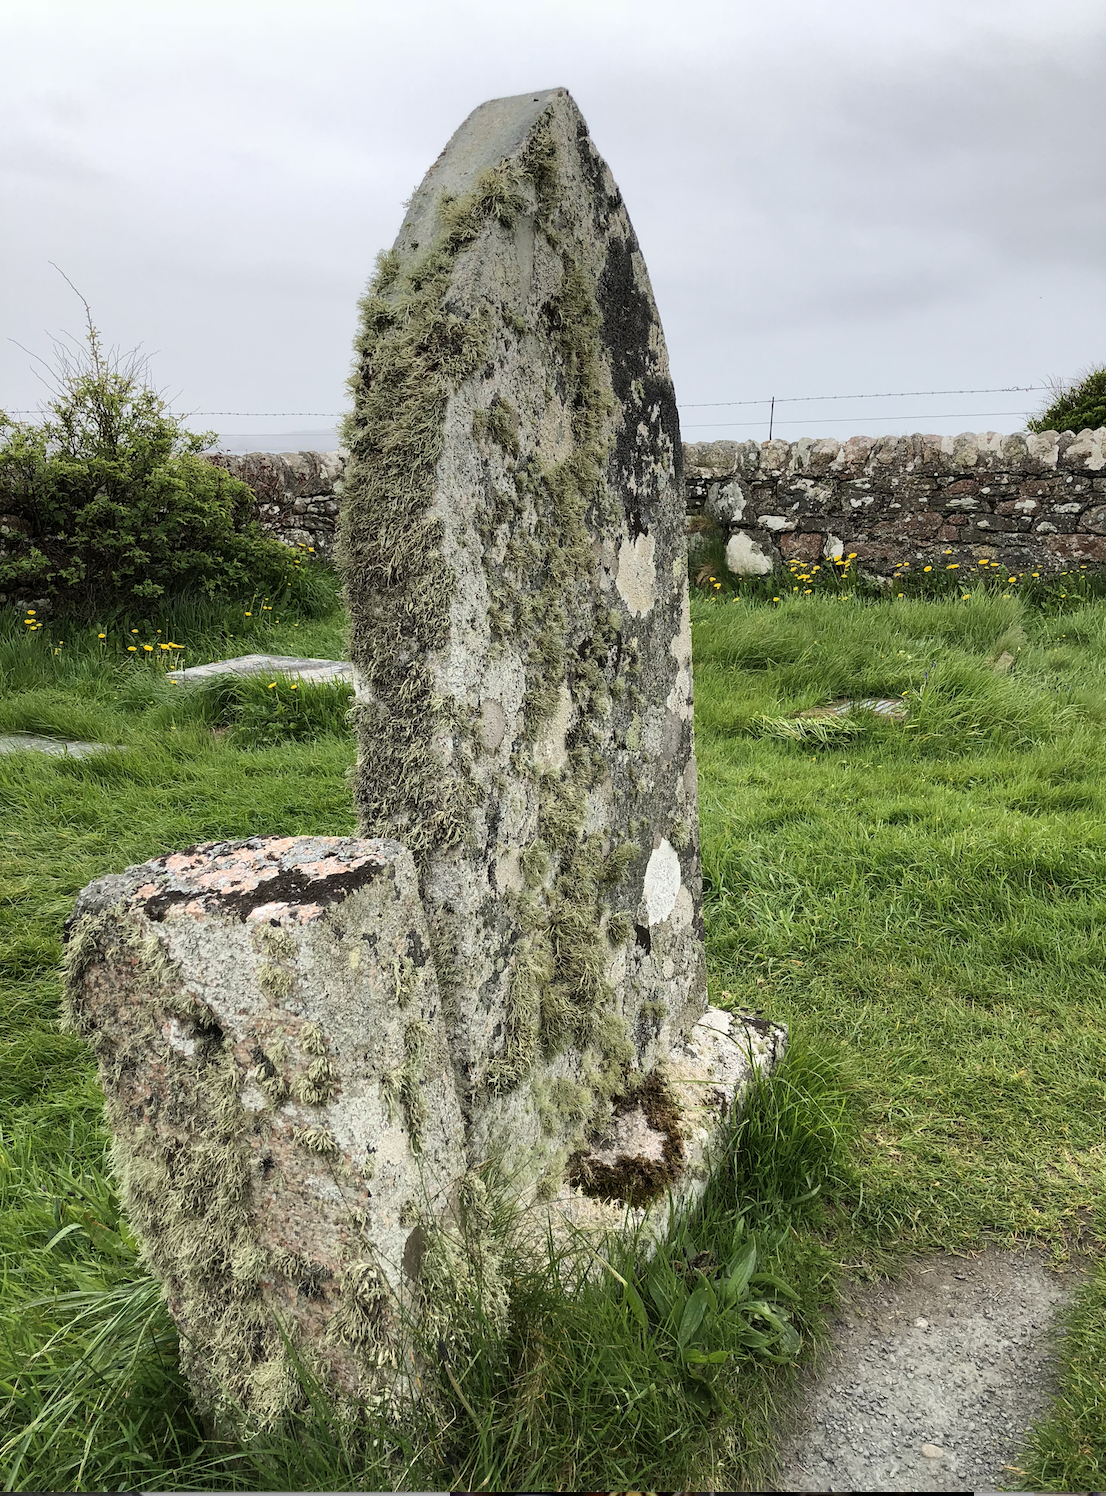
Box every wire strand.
[680,384,1046,408]
[3,384,1050,419]
[683,408,1038,430]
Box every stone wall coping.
[683,429,1106,479]
[206,429,1106,494]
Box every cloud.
[1,0,1104,436]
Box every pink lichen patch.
[161,850,216,875]
[258,838,300,859]
[244,901,326,924]
[295,854,385,882]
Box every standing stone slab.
[62,836,472,1432]
[340,88,705,1193]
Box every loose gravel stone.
[770,1246,1085,1493]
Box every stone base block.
[62,835,468,1431]
[539,1006,787,1260]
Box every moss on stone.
[256,962,295,1000]
[567,1068,686,1207]
[339,168,528,860]
[291,1125,338,1156]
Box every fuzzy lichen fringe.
[338,162,533,860]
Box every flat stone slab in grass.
[797,697,908,720]
[0,733,126,757]
[166,653,352,685]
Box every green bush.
[1027,365,1106,434]
[0,310,307,620]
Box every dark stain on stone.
[250,1045,277,1080]
[741,1012,776,1038]
[405,927,430,966]
[634,922,651,954]
[595,232,682,514]
[567,1068,685,1207]
[144,859,393,923]
[295,1262,333,1301]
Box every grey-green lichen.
[409,1169,510,1358]
[61,915,313,1434]
[381,1019,431,1152]
[339,163,532,862]
[256,962,295,1001]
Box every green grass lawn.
[0,576,1103,1491]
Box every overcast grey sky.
[3,0,1104,450]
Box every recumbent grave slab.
[64,87,785,1433]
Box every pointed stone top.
[396,87,574,254]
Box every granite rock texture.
[62,836,469,1431]
[685,428,1106,577]
[338,87,706,1191]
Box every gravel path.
[770,1246,1087,1493]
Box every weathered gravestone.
[62,87,785,1435]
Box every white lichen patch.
[725,530,774,575]
[642,838,682,926]
[616,530,657,617]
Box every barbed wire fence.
[4,385,1052,440]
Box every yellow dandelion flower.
[143,644,153,652]
[946,563,959,569]
[127,645,137,652]
[268,682,277,689]
[923,566,932,572]
[98,632,106,639]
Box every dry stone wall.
[229,428,1106,580]
[205,450,343,560]
[684,428,1106,578]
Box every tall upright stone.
[63,89,787,1434]
[340,88,706,1192]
